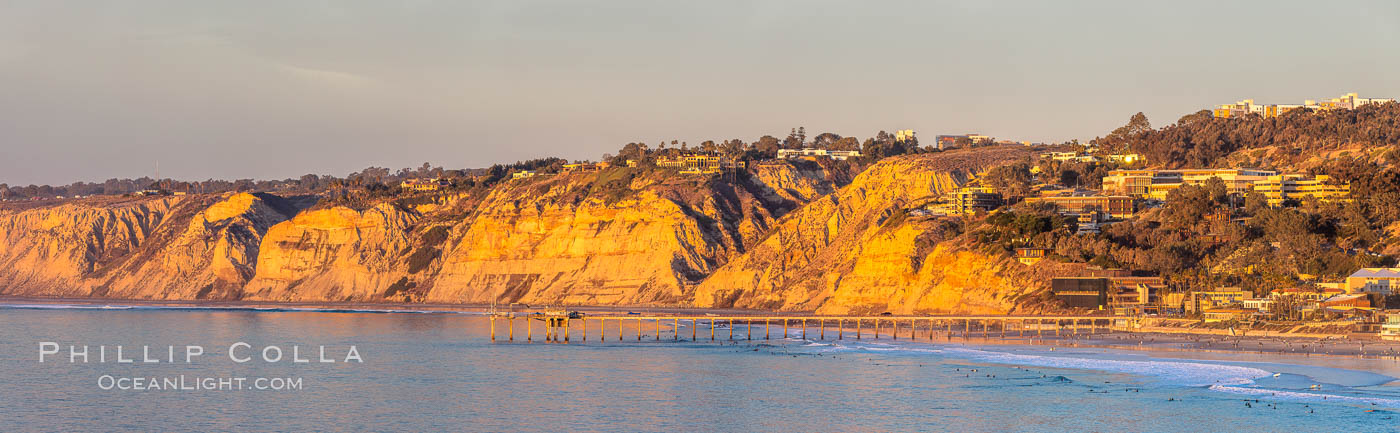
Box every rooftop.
[1350,268,1400,279]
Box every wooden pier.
[489,314,1124,343]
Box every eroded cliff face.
[0,193,304,299]
[0,151,1049,313]
[242,203,418,302]
[423,166,820,305]
[693,147,1039,314]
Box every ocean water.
[3,305,1400,432]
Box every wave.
[811,341,1273,387]
[938,347,1273,387]
[1209,385,1400,409]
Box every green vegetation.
[960,103,1400,296]
[1111,103,1400,169]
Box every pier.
[489,314,1122,343]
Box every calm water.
[3,305,1400,432]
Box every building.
[1105,154,1143,164]
[1024,193,1136,219]
[936,187,1003,215]
[1346,268,1400,294]
[657,154,747,174]
[934,134,992,150]
[511,170,537,180]
[562,162,611,173]
[1242,297,1276,314]
[1381,313,1400,341]
[400,178,450,192]
[1188,288,1251,313]
[1320,294,1372,311]
[1213,93,1395,118]
[1101,168,1278,200]
[894,130,916,143]
[1249,174,1350,206]
[1052,278,1109,309]
[1099,170,1159,197]
[1108,276,1164,315]
[1042,152,1099,163]
[776,148,862,161]
[1201,308,1258,322]
[1015,247,1051,265]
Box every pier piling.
[493,314,1113,346]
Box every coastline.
[8,295,1400,362]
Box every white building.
[777,148,862,161]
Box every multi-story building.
[1100,170,1159,197]
[1213,93,1394,118]
[1015,247,1051,265]
[895,130,916,143]
[938,187,1003,215]
[1187,288,1251,313]
[1041,152,1099,163]
[511,170,537,180]
[1249,174,1350,206]
[658,154,746,174]
[1346,268,1400,295]
[1024,193,1137,219]
[1382,313,1400,341]
[1102,169,1278,200]
[1108,276,1164,315]
[776,148,862,161]
[1052,278,1109,310]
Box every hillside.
[2,156,944,309]
[8,102,1395,313]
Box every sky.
[1,1,1398,186]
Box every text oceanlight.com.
[98,375,303,391]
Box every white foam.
[1209,385,1400,408]
[920,346,1272,387]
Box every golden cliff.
[693,147,1040,314]
[0,148,1046,313]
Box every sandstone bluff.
[0,147,1053,313]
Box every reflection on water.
[1,307,1397,432]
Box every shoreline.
[7,295,1400,361]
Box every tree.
[783,128,803,149]
[753,135,782,156]
[983,163,1033,199]
[1271,294,1301,320]
[812,132,841,148]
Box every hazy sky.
[1,1,1397,186]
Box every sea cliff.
[0,147,1042,313]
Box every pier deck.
[489,314,1128,343]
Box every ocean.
[3,304,1399,432]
